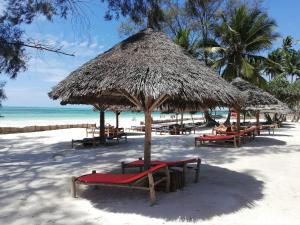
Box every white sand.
[0,122,300,225]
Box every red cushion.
[78,173,137,184]
[77,163,166,184]
[245,128,255,133]
[196,135,235,141]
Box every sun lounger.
[213,125,257,142]
[127,125,145,132]
[243,126,257,140]
[195,134,240,147]
[106,131,128,143]
[121,158,201,184]
[72,132,127,148]
[70,163,170,205]
[71,137,101,148]
[259,124,276,135]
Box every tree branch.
[7,40,75,56]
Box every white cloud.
[22,34,106,83]
[27,57,74,83]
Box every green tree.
[0,82,6,107]
[207,5,278,84]
[0,0,85,105]
[185,0,223,66]
[265,36,300,82]
[102,0,165,30]
[1,0,77,78]
[264,49,284,81]
[281,36,300,82]
[267,75,299,106]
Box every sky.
[1,0,300,108]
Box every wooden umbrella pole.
[100,110,105,143]
[115,111,120,129]
[144,109,152,170]
[256,111,260,126]
[236,109,241,131]
[180,112,184,134]
[143,94,168,170]
[256,111,260,135]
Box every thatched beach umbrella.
[49,28,242,169]
[93,104,137,139]
[231,77,290,126]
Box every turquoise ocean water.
[0,106,228,123]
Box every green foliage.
[265,36,300,83]
[3,0,74,25]
[267,75,300,108]
[207,4,278,84]
[174,29,190,49]
[0,0,79,78]
[102,0,165,30]
[0,21,26,78]
[264,49,284,80]
[0,82,6,107]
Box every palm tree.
[264,49,284,81]
[281,37,300,82]
[0,82,6,108]
[283,50,300,82]
[265,36,300,83]
[206,5,278,84]
[173,28,198,56]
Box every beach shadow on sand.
[79,164,264,221]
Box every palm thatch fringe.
[231,78,290,113]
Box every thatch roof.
[49,28,242,110]
[231,78,290,113]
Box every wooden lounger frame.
[195,135,240,148]
[70,165,170,205]
[121,158,201,184]
[259,124,276,135]
[71,133,128,148]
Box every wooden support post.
[256,111,260,135]
[148,173,156,205]
[115,111,120,129]
[236,110,241,131]
[99,110,105,144]
[71,176,76,198]
[144,109,152,170]
[180,112,184,135]
[194,158,201,183]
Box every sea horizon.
[0,106,229,127]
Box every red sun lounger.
[121,158,201,184]
[195,134,240,147]
[71,163,170,205]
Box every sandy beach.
[0,121,300,225]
